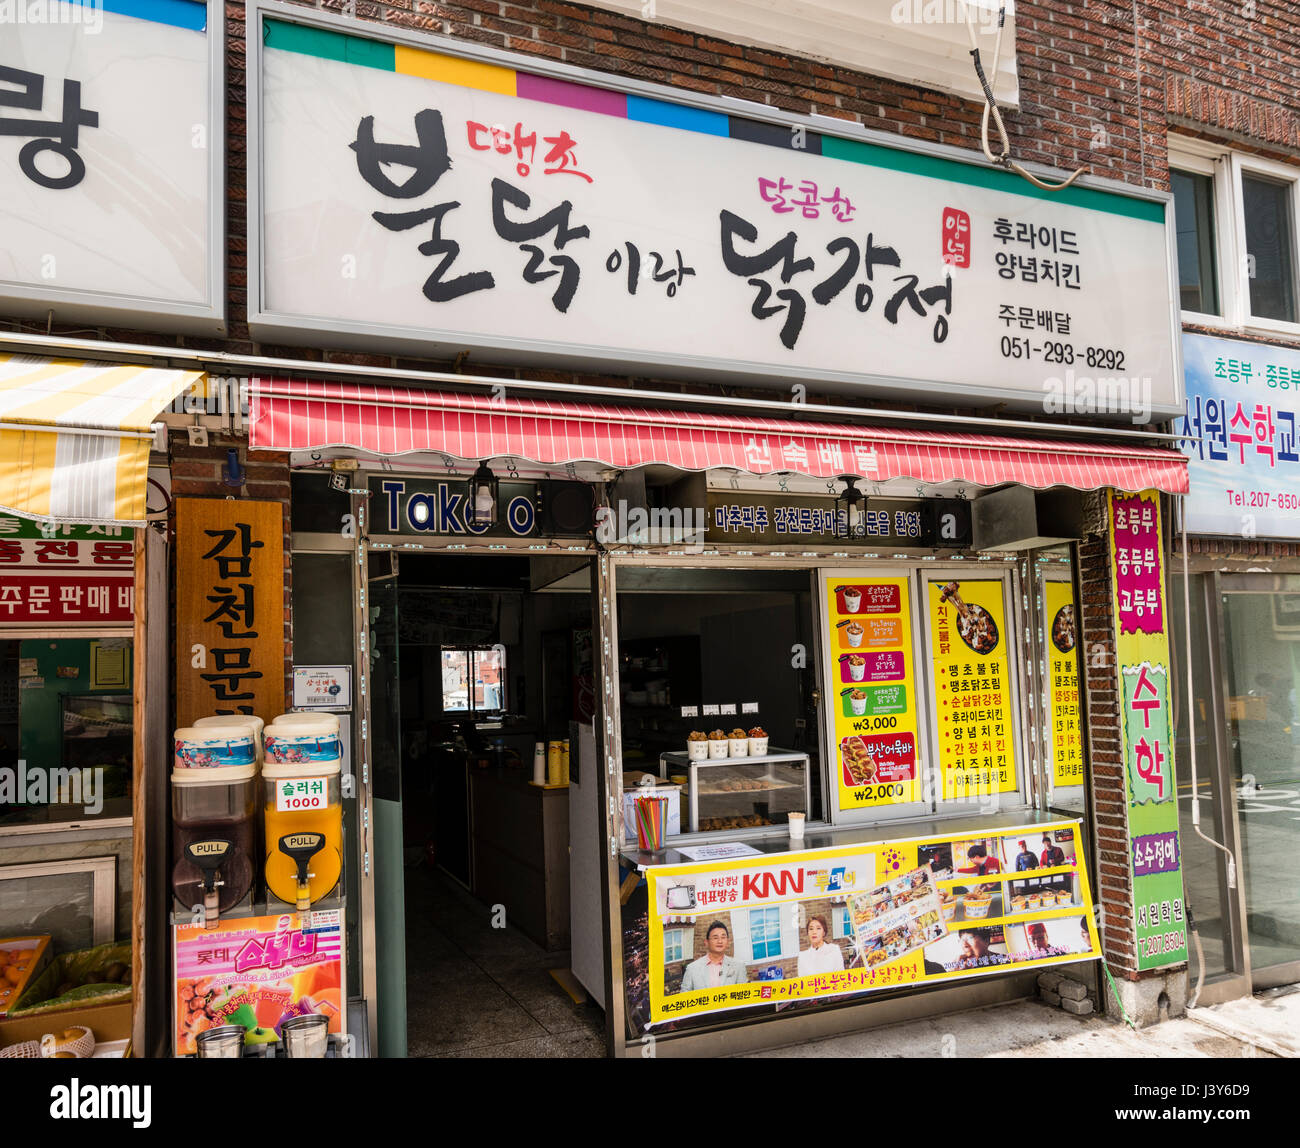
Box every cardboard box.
[0,998,132,1050]
[0,936,52,1018]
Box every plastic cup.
[282,1013,331,1058]
[787,812,805,840]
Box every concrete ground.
[403,863,606,1057]
[741,982,1300,1058]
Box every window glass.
[439,647,506,715]
[1171,169,1219,314]
[1243,174,1296,322]
[749,906,782,960]
[0,639,133,828]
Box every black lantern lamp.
[835,476,865,540]
[468,461,499,528]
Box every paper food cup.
[1055,890,1073,906]
[748,737,769,756]
[1026,893,1043,910]
[941,899,958,922]
[708,740,729,759]
[849,691,868,716]
[848,659,866,682]
[687,740,709,761]
[843,588,862,613]
[846,624,864,648]
[729,738,748,757]
[962,896,992,919]
[1011,897,1028,914]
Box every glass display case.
[659,749,810,833]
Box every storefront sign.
[0,515,133,625]
[1044,579,1083,788]
[708,494,971,547]
[643,819,1099,1023]
[292,665,352,709]
[823,575,920,811]
[0,0,223,332]
[1180,331,1300,538]
[371,476,538,536]
[175,499,285,726]
[173,910,344,1055]
[251,8,1179,414]
[1107,490,1188,970]
[927,580,1017,799]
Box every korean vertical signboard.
[1108,490,1187,969]
[927,580,1017,800]
[0,0,223,332]
[822,574,921,813]
[176,500,284,726]
[1043,579,1083,788]
[251,6,1179,413]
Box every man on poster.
[679,921,747,991]
[1013,839,1039,871]
[1040,834,1066,867]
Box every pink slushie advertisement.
[840,650,906,683]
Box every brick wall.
[168,435,295,712]
[1077,525,1137,974]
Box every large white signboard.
[251,8,1180,415]
[1180,331,1300,538]
[0,0,223,332]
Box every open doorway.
[368,552,606,1057]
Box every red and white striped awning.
[249,379,1188,494]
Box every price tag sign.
[276,777,328,812]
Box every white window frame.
[1169,136,1300,338]
[1232,152,1300,338]
[663,927,689,964]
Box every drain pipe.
[1179,497,1237,1008]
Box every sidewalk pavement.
[740,984,1300,1058]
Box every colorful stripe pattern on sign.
[262,16,1159,223]
[102,0,207,31]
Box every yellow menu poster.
[927,579,1018,799]
[824,576,921,811]
[1044,580,1083,788]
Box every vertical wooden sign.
[176,499,284,727]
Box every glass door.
[1219,578,1300,987]
[366,570,407,1056]
[1170,572,1248,996]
